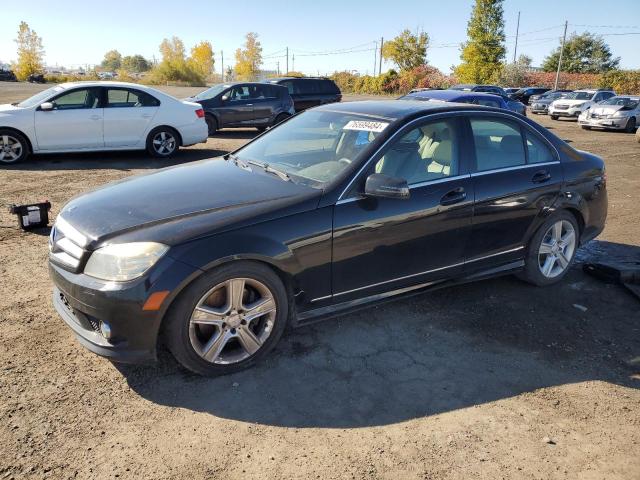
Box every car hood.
[0,103,22,114]
[589,104,629,115]
[553,98,591,106]
[58,158,322,248]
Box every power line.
[570,24,640,29]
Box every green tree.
[542,32,620,73]
[121,54,150,73]
[382,29,429,71]
[101,49,122,71]
[146,37,205,85]
[455,0,506,83]
[234,32,262,80]
[14,21,45,80]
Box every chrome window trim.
[470,161,560,177]
[310,245,524,303]
[336,173,472,205]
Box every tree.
[101,49,122,71]
[189,41,214,78]
[382,30,429,71]
[121,54,150,73]
[455,0,506,83]
[13,21,45,80]
[234,32,262,80]
[498,54,533,86]
[542,32,620,73]
[160,37,186,63]
[146,37,205,85]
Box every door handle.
[531,170,552,184]
[89,115,101,120]
[440,187,466,206]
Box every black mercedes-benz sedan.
[49,101,607,376]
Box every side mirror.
[364,173,410,200]
[221,94,229,102]
[40,102,54,111]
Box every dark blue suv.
[187,82,295,135]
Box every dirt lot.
[0,82,639,480]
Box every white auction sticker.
[343,120,389,133]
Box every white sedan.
[0,81,208,164]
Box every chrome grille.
[49,217,88,271]
[554,104,569,110]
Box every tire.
[550,115,558,120]
[146,127,179,158]
[0,129,29,165]
[581,125,591,130]
[272,113,290,127]
[205,115,217,136]
[518,211,580,287]
[256,126,267,133]
[624,117,636,134]
[163,261,289,376]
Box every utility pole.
[554,21,568,90]
[379,37,384,76]
[286,47,289,73]
[373,41,378,77]
[292,54,295,72]
[221,51,224,82]
[513,11,521,63]
[276,61,280,75]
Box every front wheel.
[0,130,29,165]
[624,117,636,134]
[147,127,179,158]
[164,261,289,376]
[518,211,579,286]
[581,125,591,130]
[550,115,558,120]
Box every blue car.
[399,89,527,116]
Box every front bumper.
[549,107,582,117]
[49,256,200,363]
[578,116,629,130]
[530,103,549,114]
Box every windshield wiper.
[248,160,291,182]
[227,153,250,169]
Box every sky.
[1,0,639,76]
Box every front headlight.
[572,102,586,109]
[84,242,169,281]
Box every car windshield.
[193,84,231,101]
[544,92,566,100]
[16,86,64,107]
[565,91,593,100]
[601,96,639,108]
[234,110,389,187]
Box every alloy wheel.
[188,278,277,364]
[152,131,176,155]
[538,220,577,278]
[0,134,23,163]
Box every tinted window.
[295,79,320,95]
[52,88,100,110]
[474,98,501,108]
[320,80,339,94]
[228,86,251,101]
[471,118,525,171]
[107,89,159,107]
[375,119,460,184]
[280,81,294,94]
[526,132,555,164]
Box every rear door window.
[525,132,556,164]
[470,118,526,171]
[106,88,160,107]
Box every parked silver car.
[530,91,572,115]
[578,95,640,133]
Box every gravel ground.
[0,82,639,480]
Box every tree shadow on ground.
[118,240,640,429]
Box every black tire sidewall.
[205,115,217,136]
[519,211,579,287]
[146,127,179,158]
[164,261,289,376]
[625,117,636,133]
[0,129,29,164]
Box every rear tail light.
[195,108,205,118]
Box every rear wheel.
[164,261,289,376]
[205,115,217,136]
[147,127,179,158]
[0,130,29,165]
[624,117,636,134]
[550,115,559,120]
[518,211,579,286]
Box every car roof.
[267,77,331,82]
[314,99,502,121]
[406,90,503,102]
[57,81,157,91]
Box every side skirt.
[294,260,525,327]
